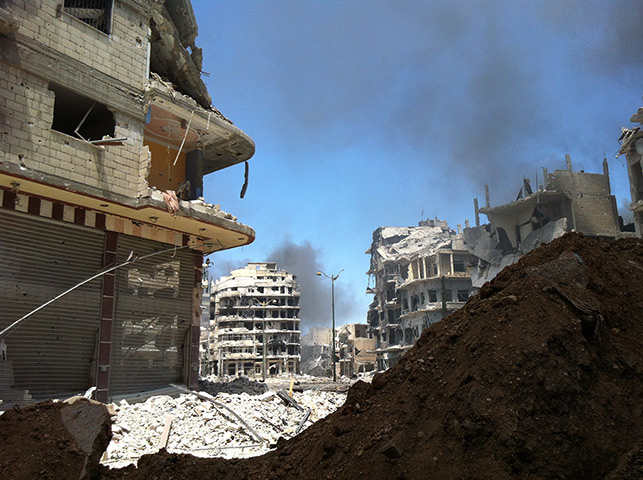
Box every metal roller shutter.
[110,235,192,395]
[0,210,104,400]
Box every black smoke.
[266,240,358,333]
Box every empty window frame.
[49,83,115,141]
[63,0,113,34]
[457,290,470,302]
[453,260,467,273]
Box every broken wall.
[548,170,618,237]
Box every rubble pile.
[103,389,346,468]
[99,234,643,479]
[197,376,269,396]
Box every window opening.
[63,0,113,34]
[49,83,116,142]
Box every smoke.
[226,0,641,200]
[266,240,358,333]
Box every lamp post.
[316,269,343,382]
[253,298,276,381]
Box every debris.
[162,190,180,216]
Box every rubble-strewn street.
[103,387,346,468]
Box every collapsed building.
[300,327,333,377]
[0,0,255,406]
[366,219,472,370]
[619,101,643,236]
[209,262,301,377]
[465,155,622,287]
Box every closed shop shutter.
[110,235,192,395]
[0,210,104,400]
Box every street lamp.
[253,298,277,381]
[316,269,343,382]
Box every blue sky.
[192,0,643,332]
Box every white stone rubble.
[101,388,346,469]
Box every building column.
[188,251,203,388]
[96,231,117,403]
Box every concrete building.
[210,262,301,377]
[619,102,643,236]
[0,0,255,405]
[300,327,333,377]
[337,324,376,377]
[366,219,473,370]
[466,155,621,287]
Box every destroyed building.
[366,219,472,370]
[300,327,333,377]
[209,262,301,377]
[337,323,376,377]
[618,100,643,236]
[466,155,621,287]
[0,0,255,405]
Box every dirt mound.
[5,233,643,479]
[0,397,112,480]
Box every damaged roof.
[369,225,460,264]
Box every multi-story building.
[619,102,643,236]
[210,262,301,377]
[366,219,472,370]
[0,0,255,405]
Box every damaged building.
[337,323,376,377]
[300,327,333,377]
[0,0,255,405]
[619,101,643,236]
[209,262,301,377]
[466,155,621,287]
[366,219,473,370]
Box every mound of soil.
[1,397,112,480]
[97,234,643,479]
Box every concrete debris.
[198,376,269,396]
[102,389,345,468]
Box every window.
[428,290,438,303]
[63,0,113,34]
[457,290,470,302]
[49,83,115,141]
[453,260,466,273]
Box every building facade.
[619,102,643,236]
[337,324,376,377]
[366,219,473,370]
[209,262,301,377]
[0,0,255,405]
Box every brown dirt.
[5,233,643,479]
[0,398,112,480]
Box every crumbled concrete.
[102,389,345,469]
